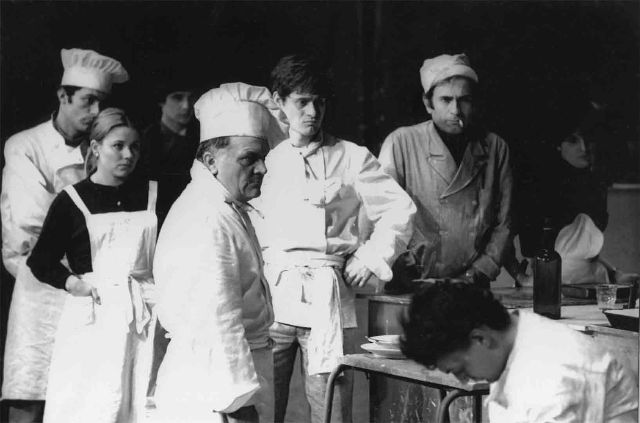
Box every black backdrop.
[2,1,639,174]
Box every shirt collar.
[51,111,89,148]
[189,160,261,215]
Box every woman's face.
[559,133,590,169]
[92,126,140,183]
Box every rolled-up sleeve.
[353,148,416,281]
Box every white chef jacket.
[487,310,638,423]
[1,119,86,400]
[1,119,85,276]
[153,161,273,417]
[253,133,416,329]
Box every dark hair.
[270,55,332,99]
[195,136,231,162]
[85,108,136,175]
[60,85,82,100]
[401,281,510,367]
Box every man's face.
[59,87,108,134]
[425,77,474,135]
[559,133,590,169]
[161,91,194,127]
[277,91,326,140]
[213,136,269,203]
[434,336,505,383]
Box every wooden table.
[323,354,489,423]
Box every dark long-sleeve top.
[27,177,149,290]
[519,157,609,256]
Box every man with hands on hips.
[252,55,416,423]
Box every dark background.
[0,2,639,418]
[1,0,639,181]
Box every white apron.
[2,132,85,400]
[43,182,158,423]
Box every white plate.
[366,334,401,347]
[361,343,405,359]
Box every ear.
[422,93,434,114]
[202,150,218,176]
[57,87,69,105]
[469,327,493,348]
[89,139,100,157]
[273,91,285,109]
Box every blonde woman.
[26,108,157,423]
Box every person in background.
[253,55,415,423]
[1,48,128,423]
[379,53,513,290]
[153,82,285,422]
[401,281,638,422]
[140,83,199,227]
[513,105,613,286]
[25,108,156,423]
[139,82,199,399]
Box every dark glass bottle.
[533,222,562,319]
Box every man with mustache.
[1,48,128,423]
[153,82,286,422]
[379,53,513,290]
[253,55,416,423]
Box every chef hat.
[420,53,478,94]
[60,48,129,93]
[195,82,288,146]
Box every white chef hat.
[60,48,129,93]
[195,82,288,147]
[420,53,478,94]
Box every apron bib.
[43,181,158,423]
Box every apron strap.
[64,185,91,217]
[147,180,158,212]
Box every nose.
[255,159,267,175]
[450,99,460,116]
[577,138,587,152]
[90,101,100,116]
[304,102,318,117]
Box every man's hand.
[343,256,373,287]
[224,405,258,423]
[65,275,101,304]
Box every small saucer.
[361,342,405,359]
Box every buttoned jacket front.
[379,120,513,279]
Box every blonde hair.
[84,108,136,175]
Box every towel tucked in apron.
[265,251,356,375]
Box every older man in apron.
[1,48,128,422]
[153,83,287,422]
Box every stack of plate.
[361,334,405,359]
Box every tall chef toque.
[195,82,287,147]
[60,48,129,94]
[420,53,478,94]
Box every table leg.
[435,389,467,423]
[323,364,348,423]
[473,394,483,423]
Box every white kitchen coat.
[487,311,638,422]
[252,133,415,374]
[43,182,157,423]
[1,119,86,400]
[153,161,274,421]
